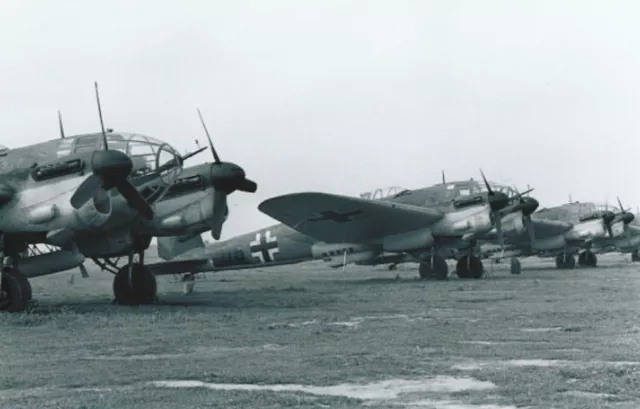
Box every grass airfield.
[1,254,640,408]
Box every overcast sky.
[2,0,639,240]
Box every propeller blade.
[524,216,536,253]
[94,81,108,150]
[210,190,228,240]
[197,108,221,163]
[606,223,614,238]
[479,169,493,194]
[115,180,154,220]
[58,110,65,139]
[70,174,103,209]
[495,215,504,250]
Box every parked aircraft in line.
[147,176,540,286]
[0,84,256,312]
[479,198,636,274]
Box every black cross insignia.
[307,210,364,223]
[249,231,279,263]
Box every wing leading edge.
[258,192,443,244]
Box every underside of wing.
[146,259,213,276]
[147,257,308,276]
[258,192,443,244]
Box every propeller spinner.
[69,82,155,220]
[197,108,258,240]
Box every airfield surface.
[1,254,640,409]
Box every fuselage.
[173,179,532,271]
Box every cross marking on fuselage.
[249,230,279,263]
[307,210,364,223]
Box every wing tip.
[258,191,334,213]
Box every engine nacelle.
[311,243,377,267]
[16,250,85,278]
[502,211,525,236]
[156,194,215,235]
[450,209,493,237]
[382,229,435,252]
[566,219,606,241]
[609,221,625,238]
[76,228,133,258]
[71,194,112,230]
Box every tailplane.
[157,234,205,261]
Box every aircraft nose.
[92,150,133,181]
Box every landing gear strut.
[632,250,640,262]
[105,234,158,306]
[577,250,597,267]
[555,253,575,269]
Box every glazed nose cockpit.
[62,131,183,205]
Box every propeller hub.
[210,162,246,193]
[521,197,539,216]
[488,192,510,212]
[91,150,133,182]
[621,212,635,224]
[602,210,616,224]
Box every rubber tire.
[113,263,157,306]
[510,258,521,275]
[14,272,32,301]
[456,256,484,279]
[556,254,576,269]
[0,271,28,312]
[418,256,448,280]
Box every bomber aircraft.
[479,198,636,274]
[0,84,256,312]
[147,175,540,286]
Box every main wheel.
[632,250,640,262]
[418,256,448,280]
[0,270,29,312]
[555,253,576,269]
[456,255,484,279]
[113,263,157,305]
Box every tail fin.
[157,234,205,261]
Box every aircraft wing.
[530,219,573,238]
[258,192,443,243]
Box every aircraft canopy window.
[74,134,101,153]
